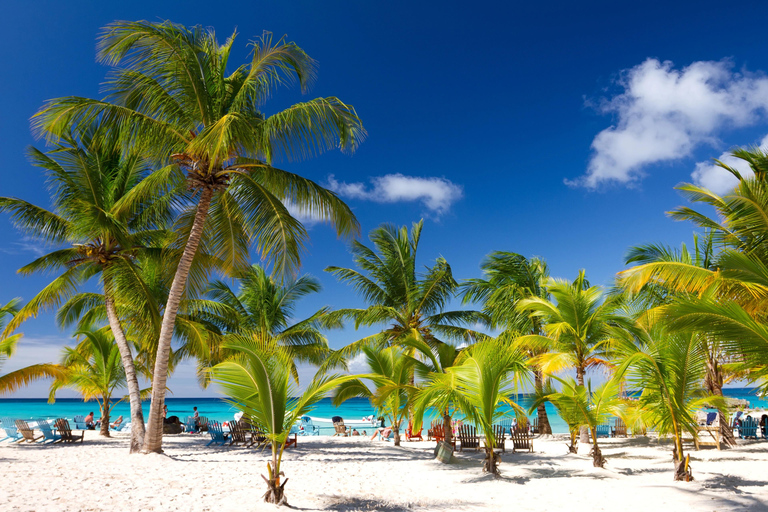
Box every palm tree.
[192,264,335,385]
[444,339,527,475]
[516,270,626,452]
[333,345,418,446]
[531,377,623,467]
[34,20,365,453]
[614,323,724,481]
[326,220,483,373]
[208,337,353,505]
[0,130,167,452]
[0,299,29,392]
[462,251,554,434]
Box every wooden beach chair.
[285,424,299,449]
[696,425,722,450]
[229,420,253,447]
[405,426,423,441]
[428,419,444,442]
[333,418,350,437]
[511,428,533,453]
[458,424,480,452]
[54,418,84,443]
[513,417,529,434]
[36,419,62,444]
[206,420,229,447]
[612,418,627,438]
[488,424,506,453]
[0,417,24,443]
[530,417,539,434]
[15,420,43,443]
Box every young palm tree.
[446,340,528,476]
[516,270,626,451]
[326,220,483,368]
[333,345,419,446]
[34,20,365,453]
[531,377,623,467]
[192,264,335,385]
[208,338,353,505]
[462,251,554,434]
[614,323,724,481]
[0,130,168,452]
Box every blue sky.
[3,0,768,397]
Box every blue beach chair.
[0,417,24,443]
[72,415,88,430]
[36,419,62,444]
[595,424,611,438]
[300,416,320,436]
[739,416,759,439]
[206,421,229,446]
[184,416,198,433]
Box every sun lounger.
[405,426,423,441]
[198,416,209,432]
[428,419,444,442]
[36,419,62,444]
[229,419,253,447]
[0,417,24,443]
[206,420,229,446]
[15,420,43,443]
[183,416,197,433]
[511,428,533,453]
[739,416,759,439]
[300,416,320,436]
[458,424,480,452]
[333,418,350,437]
[55,418,84,443]
[696,425,722,450]
[72,415,88,430]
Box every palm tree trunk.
[100,401,110,437]
[104,289,146,453]
[705,355,736,447]
[590,427,605,467]
[534,369,552,435]
[442,410,452,446]
[263,442,288,504]
[576,367,590,452]
[142,188,214,453]
[672,435,693,481]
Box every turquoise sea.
[1,388,765,435]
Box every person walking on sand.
[193,406,200,431]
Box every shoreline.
[2,432,766,511]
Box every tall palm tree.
[34,21,366,452]
[445,339,527,476]
[462,251,554,434]
[209,337,353,505]
[516,270,626,451]
[193,264,335,385]
[0,299,29,392]
[333,345,418,446]
[0,130,167,452]
[531,377,623,467]
[614,323,724,481]
[325,220,483,369]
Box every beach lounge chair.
[229,419,252,447]
[332,417,350,437]
[198,416,209,432]
[458,424,480,452]
[15,420,43,443]
[183,415,197,433]
[285,424,299,449]
[488,424,506,453]
[72,415,88,430]
[428,419,444,442]
[612,418,627,438]
[206,420,229,447]
[511,428,533,453]
[54,418,84,443]
[36,419,62,444]
[405,426,423,441]
[530,417,539,434]
[595,423,611,438]
[739,416,759,439]
[300,416,320,436]
[0,417,24,443]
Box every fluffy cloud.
[327,174,463,216]
[574,58,768,188]
[691,134,768,194]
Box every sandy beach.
[1,433,766,512]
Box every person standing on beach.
[193,406,199,431]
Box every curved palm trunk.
[443,411,452,446]
[534,369,552,435]
[576,367,590,452]
[590,427,605,467]
[672,433,693,481]
[99,400,111,437]
[143,188,214,453]
[104,291,146,453]
[705,355,736,447]
[483,445,501,476]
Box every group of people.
[82,412,124,430]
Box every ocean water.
[1,388,765,435]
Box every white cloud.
[574,58,768,188]
[327,174,463,216]
[691,134,768,194]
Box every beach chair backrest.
[54,418,84,443]
[511,429,532,452]
[1,417,21,439]
[741,416,758,438]
[72,415,87,430]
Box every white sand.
[1,432,767,511]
